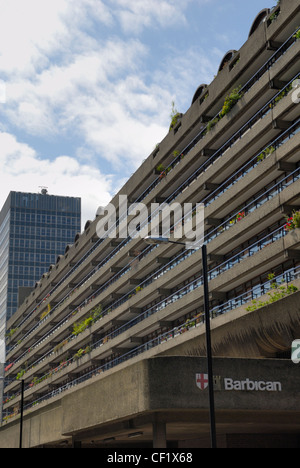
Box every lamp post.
[144,236,217,448]
[19,379,24,448]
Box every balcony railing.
[3,263,299,422]
[7,28,300,338]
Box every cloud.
[0,131,113,227]
[0,0,220,221]
[110,0,189,34]
[0,0,70,76]
[3,34,171,168]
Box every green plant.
[74,348,85,360]
[91,304,103,321]
[72,304,103,337]
[293,29,300,40]
[72,316,93,336]
[5,328,18,339]
[16,369,26,380]
[205,85,243,134]
[40,309,50,321]
[206,116,220,133]
[269,7,280,23]
[246,273,298,311]
[156,163,165,173]
[220,86,243,117]
[257,145,275,162]
[169,101,181,131]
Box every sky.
[0,0,277,229]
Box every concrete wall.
[1,355,300,448]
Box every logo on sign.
[291,340,300,364]
[196,373,208,390]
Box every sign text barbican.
[196,374,282,392]
[224,378,282,392]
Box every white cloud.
[0,132,113,227]
[0,0,219,217]
[0,0,70,76]
[3,34,171,167]
[110,0,188,34]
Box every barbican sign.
[224,378,282,392]
[196,373,282,392]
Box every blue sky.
[0,0,277,227]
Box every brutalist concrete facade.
[0,0,300,448]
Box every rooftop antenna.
[39,186,48,195]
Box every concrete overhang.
[1,355,300,448]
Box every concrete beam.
[277,161,297,172]
[200,148,217,157]
[284,249,300,260]
[269,78,288,88]
[152,420,167,448]
[205,217,220,227]
[203,182,219,191]
[272,120,293,130]
[158,288,171,296]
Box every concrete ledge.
[1,355,300,448]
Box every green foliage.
[206,116,220,133]
[169,101,181,131]
[72,304,102,337]
[257,145,275,162]
[205,85,243,134]
[156,163,165,173]
[16,369,25,380]
[246,273,298,311]
[269,8,280,23]
[293,29,300,40]
[5,328,18,339]
[220,86,243,118]
[73,345,91,360]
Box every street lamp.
[19,379,24,448]
[144,236,217,448]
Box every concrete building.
[0,0,299,448]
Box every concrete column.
[153,421,167,448]
[72,437,82,448]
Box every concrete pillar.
[72,437,82,448]
[153,421,167,448]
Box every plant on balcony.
[73,345,91,360]
[206,85,243,134]
[206,116,220,133]
[269,7,280,23]
[16,369,25,380]
[72,304,103,337]
[72,316,93,336]
[5,328,18,339]
[219,85,243,118]
[285,210,300,231]
[169,101,181,131]
[229,211,245,225]
[40,308,50,321]
[293,29,300,40]
[29,377,39,387]
[257,145,275,162]
[156,163,171,178]
[246,273,298,311]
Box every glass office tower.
[0,190,81,372]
